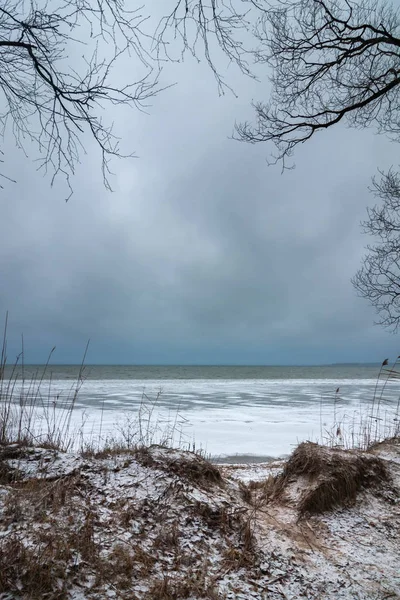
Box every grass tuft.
[271,442,390,517]
[133,446,222,487]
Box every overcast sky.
[1,12,399,365]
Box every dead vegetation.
[134,445,223,487]
[0,443,272,600]
[81,444,222,488]
[145,571,224,600]
[190,501,236,532]
[263,442,391,517]
[0,458,19,484]
[0,535,69,599]
[0,439,399,599]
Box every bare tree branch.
[0,0,163,198]
[352,169,400,331]
[234,0,400,166]
[0,0,263,197]
[154,0,257,96]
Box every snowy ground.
[1,438,399,599]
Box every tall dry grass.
[0,314,88,450]
[80,390,192,458]
[319,358,400,450]
[0,316,190,455]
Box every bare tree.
[352,170,400,331]
[235,0,400,166]
[4,0,399,198]
[0,0,171,198]
[0,0,261,198]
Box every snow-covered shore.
[0,438,399,599]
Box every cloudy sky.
[1,7,399,365]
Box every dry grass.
[80,444,136,459]
[3,438,398,599]
[220,515,259,571]
[95,543,156,590]
[270,442,390,517]
[368,435,400,453]
[0,444,30,483]
[145,570,223,600]
[128,445,222,489]
[188,499,259,571]
[0,535,69,599]
[0,315,88,451]
[0,441,265,599]
[237,476,277,509]
[163,453,221,486]
[0,458,20,484]
[2,474,81,528]
[0,468,98,598]
[191,501,236,532]
[320,358,400,451]
[153,520,181,552]
[151,447,222,486]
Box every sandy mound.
[1,440,399,599]
[269,441,391,516]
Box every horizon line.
[4,362,382,367]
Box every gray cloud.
[0,49,398,365]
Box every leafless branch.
[234,0,400,165]
[353,169,400,331]
[0,0,162,198]
[155,0,257,96]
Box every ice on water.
[9,367,399,460]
